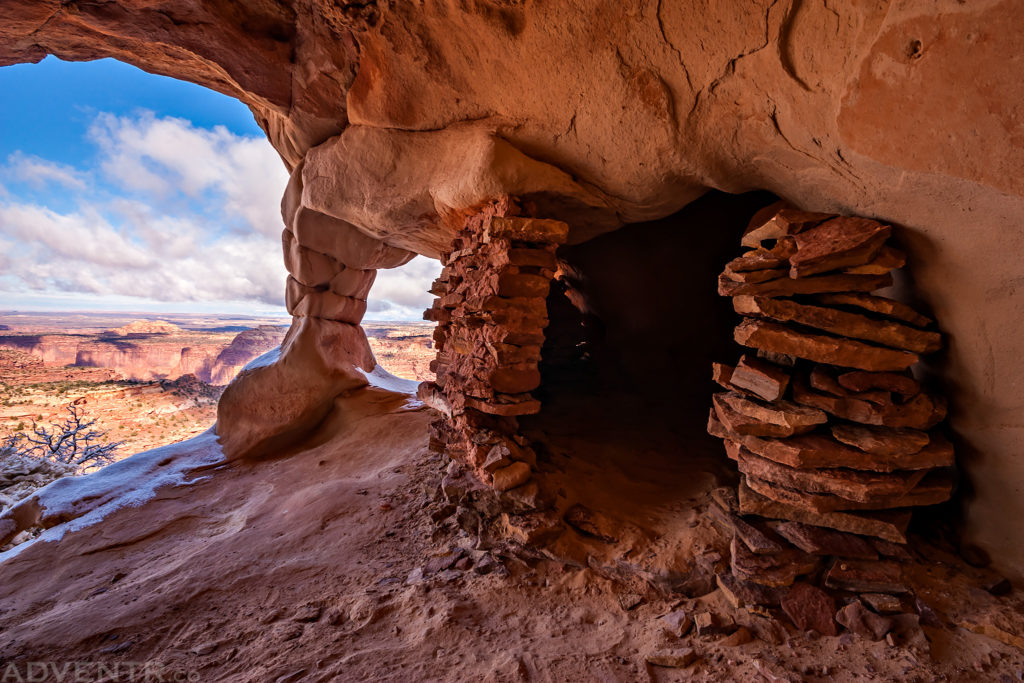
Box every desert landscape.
[0,313,434,459]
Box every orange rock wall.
[2,1,1023,578]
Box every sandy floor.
[0,392,1022,682]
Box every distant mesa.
[108,320,183,336]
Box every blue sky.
[0,57,437,320]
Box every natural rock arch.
[3,0,1024,580]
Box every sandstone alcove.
[515,191,779,579]
[2,2,1023,677]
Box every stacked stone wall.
[418,202,567,494]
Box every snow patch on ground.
[243,346,281,371]
[359,365,421,395]
[0,429,225,564]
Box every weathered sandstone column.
[216,161,415,460]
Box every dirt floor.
[0,390,1022,682]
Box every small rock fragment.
[491,462,531,492]
[661,609,692,637]
[720,626,753,647]
[694,611,735,636]
[780,582,838,636]
[860,593,903,614]
[835,601,893,641]
[646,648,697,668]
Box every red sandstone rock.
[727,442,944,507]
[825,559,908,594]
[744,470,953,513]
[489,367,541,394]
[723,267,788,284]
[814,293,933,328]
[741,205,834,249]
[808,366,892,405]
[836,601,893,641]
[737,481,912,543]
[718,272,892,298]
[844,245,906,275]
[732,296,942,354]
[772,521,879,560]
[724,247,788,273]
[708,501,788,555]
[497,273,552,298]
[792,379,947,430]
[836,371,921,397]
[830,423,930,457]
[789,217,891,278]
[715,573,785,608]
[861,593,904,614]
[730,537,820,588]
[491,462,532,492]
[484,217,570,244]
[709,410,954,472]
[781,582,838,636]
[729,355,791,402]
[734,319,918,372]
[714,392,826,437]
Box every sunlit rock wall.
[2,0,1022,578]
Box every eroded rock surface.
[2,1,1023,578]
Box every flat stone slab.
[715,391,827,434]
[844,245,906,275]
[716,572,786,607]
[723,266,788,284]
[773,521,880,560]
[724,245,789,272]
[744,471,953,513]
[809,366,893,405]
[741,204,834,248]
[484,216,569,244]
[733,295,942,354]
[792,378,947,430]
[789,217,891,278]
[708,500,789,555]
[738,480,913,543]
[734,318,918,372]
[719,272,892,298]
[814,292,933,328]
[725,441,934,505]
[836,370,921,397]
[831,423,930,456]
[708,410,954,471]
[825,558,909,594]
[714,396,797,438]
[731,537,820,588]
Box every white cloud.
[365,255,441,321]
[0,201,284,304]
[0,111,439,320]
[88,112,288,237]
[4,152,88,191]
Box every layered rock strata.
[708,203,955,635]
[418,201,567,495]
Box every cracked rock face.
[3,1,1023,579]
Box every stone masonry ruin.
[418,196,978,640]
